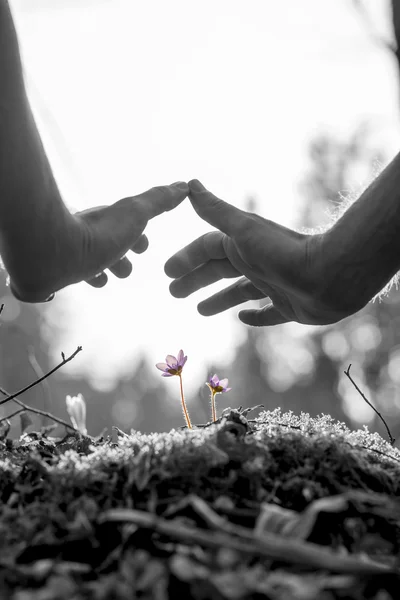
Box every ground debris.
[0,408,399,599]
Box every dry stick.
[0,408,25,423]
[0,347,83,433]
[344,364,395,446]
[0,346,82,407]
[0,390,78,433]
[99,507,392,575]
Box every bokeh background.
[2,0,400,441]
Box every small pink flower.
[155,349,191,429]
[206,374,232,423]
[156,349,187,377]
[206,374,232,394]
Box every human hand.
[73,182,189,289]
[164,180,352,326]
[9,182,189,302]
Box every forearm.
[320,151,400,312]
[0,1,74,293]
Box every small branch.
[99,507,392,575]
[0,408,25,424]
[0,346,82,407]
[344,364,395,446]
[0,387,78,433]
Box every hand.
[10,182,189,302]
[164,180,352,327]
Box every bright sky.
[8,0,400,395]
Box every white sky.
[8,0,400,394]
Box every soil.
[0,406,399,600]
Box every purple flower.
[206,374,232,394]
[156,349,187,377]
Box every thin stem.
[178,373,192,429]
[344,364,395,446]
[0,346,82,406]
[0,387,78,433]
[0,408,25,424]
[211,390,217,422]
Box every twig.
[99,507,392,574]
[355,444,400,465]
[0,408,25,424]
[344,364,395,446]
[0,386,78,433]
[0,346,82,407]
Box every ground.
[0,406,399,600]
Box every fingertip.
[188,179,206,194]
[197,302,209,316]
[164,259,176,278]
[132,234,149,254]
[171,181,190,193]
[238,310,255,326]
[168,280,181,298]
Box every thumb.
[188,179,247,238]
[238,305,289,327]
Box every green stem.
[178,374,192,429]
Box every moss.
[0,407,399,599]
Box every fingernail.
[171,181,188,190]
[189,179,205,192]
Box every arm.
[318,152,400,313]
[0,1,189,303]
[0,0,76,296]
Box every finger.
[188,179,248,238]
[135,182,189,221]
[164,231,229,278]
[108,256,133,279]
[131,233,149,254]
[238,304,289,327]
[169,259,241,298]
[197,277,267,316]
[86,271,108,288]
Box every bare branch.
[0,346,82,407]
[344,364,395,446]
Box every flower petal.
[219,378,229,389]
[210,374,219,386]
[165,354,178,367]
[162,372,174,377]
[177,349,184,364]
[224,387,232,393]
[156,362,169,372]
[181,355,188,368]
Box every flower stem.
[178,374,192,429]
[211,391,217,422]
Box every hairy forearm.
[0,0,74,293]
[320,151,400,312]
